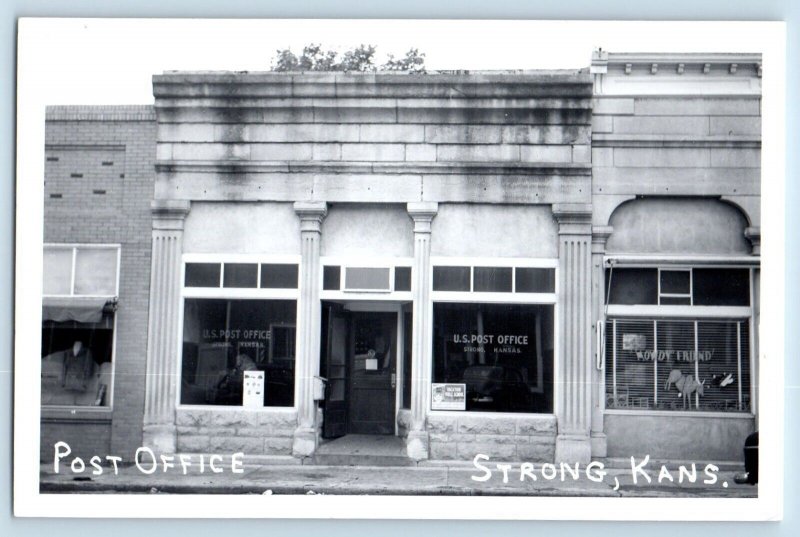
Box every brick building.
[41,106,156,461]
[40,51,761,466]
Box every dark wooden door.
[348,312,397,435]
[322,305,348,439]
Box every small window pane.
[185,263,221,287]
[394,267,411,291]
[606,268,658,305]
[660,296,692,305]
[660,270,690,295]
[261,264,298,289]
[515,267,555,293]
[693,269,750,306]
[323,266,341,290]
[433,266,471,292]
[223,263,258,288]
[74,248,118,295]
[473,266,512,292]
[345,267,391,290]
[43,248,73,295]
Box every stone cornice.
[155,160,593,176]
[592,134,761,149]
[153,71,593,100]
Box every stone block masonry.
[175,409,298,456]
[427,414,557,462]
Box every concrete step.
[312,453,416,467]
[313,434,415,467]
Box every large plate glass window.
[41,245,119,407]
[432,303,554,413]
[181,299,297,407]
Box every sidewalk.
[39,461,758,497]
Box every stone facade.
[41,51,761,465]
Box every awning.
[603,255,760,268]
[42,297,115,323]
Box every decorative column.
[745,226,761,256]
[292,201,327,458]
[590,225,613,458]
[553,203,593,464]
[406,202,438,461]
[143,199,191,454]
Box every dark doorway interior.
[321,303,398,438]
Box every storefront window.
[180,298,297,407]
[41,315,114,406]
[605,318,751,412]
[432,302,554,413]
[41,244,119,407]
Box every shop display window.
[605,318,751,412]
[432,302,554,413]
[41,244,119,407]
[180,298,297,407]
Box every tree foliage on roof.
[272,44,426,73]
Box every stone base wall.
[605,412,755,461]
[427,414,556,462]
[175,409,297,456]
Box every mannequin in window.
[41,339,107,406]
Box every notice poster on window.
[242,370,264,408]
[431,383,466,410]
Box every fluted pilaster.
[553,203,593,463]
[406,202,438,461]
[143,199,190,454]
[292,201,327,458]
[590,225,613,458]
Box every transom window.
[185,262,299,289]
[605,267,750,306]
[433,265,555,294]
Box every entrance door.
[322,304,348,439]
[348,312,397,435]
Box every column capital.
[553,203,592,235]
[294,201,327,233]
[407,202,438,233]
[744,226,761,256]
[151,199,191,231]
[592,226,614,254]
[592,225,613,243]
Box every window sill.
[604,409,755,419]
[41,406,113,423]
